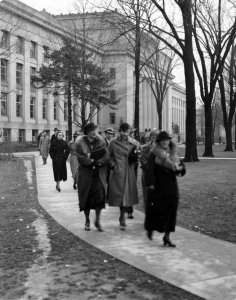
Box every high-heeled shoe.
[163,237,176,247]
[94,220,103,232]
[85,220,91,231]
[128,213,134,219]
[147,231,153,240]
[56,184,61,192]
[73,182,77,190]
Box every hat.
[105,127,114,134]
[156,131,172,142]
[54,128,58,131]
[84,122,97,135]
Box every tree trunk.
[158,112,162,131]
[134,9,141,141]
[67,83,73,141]
[203,102,214,156]
[225,124,233,151]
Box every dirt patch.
[0,158,202,300]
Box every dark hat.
[105,127,114,134]
[84,122,97,135]
[119,122,130,132]
[54,128,58,131]
[156,131,172,142]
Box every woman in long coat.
[76,123,109,232]
[108,122,139,230]
[68,132,80,190]
[49,131,70,192]
[145,131,185,247]
[39,130,50,165]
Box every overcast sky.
[20,0,76,14]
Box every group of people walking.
[40,122,185,247]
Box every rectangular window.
[110,90,116,102]
[2,128,11,142]
[110,68,116,80]
[16,63,23,85]
[30,97,35,118]
[1,92,7,116]
[64,102,68,121]
[110,112,116,124]
[16,36,24,54]
[16,94,22,117]
[1,59,8,83]
[32,129,38,142]
[18,129,25,142]
[43,46,49,61]
[30,41,37,58]
[53,100,57,120]
[42,98,47,119]
[30,67,36,88]
[1,30,10,49]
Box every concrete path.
[17,152,236,300]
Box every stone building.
[0,0,186,142]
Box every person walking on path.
[144,131,185,247]
[50,128,59,143]
[76,123,109,232]
[39,130,50,165]
[69,131,80,190]
[108,122,139,230]
[140,130,158,207]
[104,127,114,202]
[49,131,70,192]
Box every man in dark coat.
[76,123,109,232]
[49,131,70,192]
[50,128,59,143]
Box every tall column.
[139,76,143,132]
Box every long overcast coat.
[76,135,109,211]
[108,136,139,207]
[144,145,179,233]
[49,139,70,182]
[39,136,50,159]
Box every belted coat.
[107,135,139,207]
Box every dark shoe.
[94,220,103,232]
[119,215,126,230]
[73,182,77,190]
[147,231,153,240]
[128,213,134,219]
[85,220,91,231]
[163,237,176,247]
[56,184,61,192]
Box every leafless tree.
[192,0,236,156]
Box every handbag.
[90,147,106,161]
[128,145,140,164]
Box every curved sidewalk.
[24,153,236,300]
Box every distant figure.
[39,130,50,165]
[108,122,139,230]
[50,128,59,143]
[49,131,70,192]
[145,131,185,247]
[104,127,114,147]
[69,131,80,190]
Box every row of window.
[1,59,37,85]
[1,92,58,120]
[172,96,185,108]
[1,30,49,60]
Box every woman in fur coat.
[145,131,185,247]
[76,123,109,232]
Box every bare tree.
[192,0,236,156]
[218,44,236,151]
[143,0,198,161]
[143,47,177,130]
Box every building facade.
[0,0,186,142]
